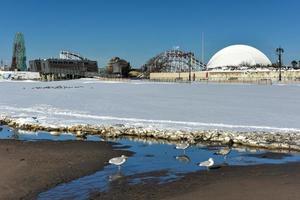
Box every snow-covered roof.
[207,45,272,69]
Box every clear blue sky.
[0,0,299,67]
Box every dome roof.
[207,45,272,69]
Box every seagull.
[198,158,214,169]
[50,131,61,136]
[175,142,189,154]
[32,116,39,123]
[109,155,128,170]
[214,146,231,159]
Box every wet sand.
[92,162,300,200]
[0,139,131,200]
[2,138,300,200]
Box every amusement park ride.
[142,33,206,78]
[59,51,87,60]
[142,49,206,74]
[11,33,27,71]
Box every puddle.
[1,125,300,200]
[0,125,101,141]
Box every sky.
[0,0,299,67]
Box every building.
[207,45,272,70]
[11,32,27,71]
[29,51,98,80]
[106,57,131,77]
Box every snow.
[0,79,300,132]
[0,71,40,80]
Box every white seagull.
[175,142,189,154]
[198,158,214,169]
[109,155,128,170]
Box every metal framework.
[143,49,205,73]
[11,32,27,71]
[59,50,86,60]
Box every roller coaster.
[59,50,86,60]
[142,49,205,73]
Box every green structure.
[11,32,27,71]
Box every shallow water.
[0,125,101,141]
[1,126,300,200]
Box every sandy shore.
[1,138,300,200]
[92,162,300,200]
[0,139,131,200]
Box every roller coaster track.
[143,49,205,73]
[59,51,86,60]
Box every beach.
[92,162,300,200]
[1,79,300,132]
[2,0,300,199]
[0,136,299,199]
[1,79,300,152]
[1,79,300,199]
[0,139,131,200]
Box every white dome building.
[207,45,272,69]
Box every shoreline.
[1,115,300,151]
[0,139,132,200]
[90,162,300,200]
[1,129,300,199]
[91,161,300,200]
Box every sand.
[0,139,131,200]
[1,138,300,200]
[92,162,300,200]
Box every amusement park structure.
[59,50,86,60]
[29,50,98,80]
[142,49,205,73]
[11,32,27,71]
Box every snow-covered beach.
[0,79,300,132]
[1,79,300,150]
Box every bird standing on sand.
[214,147,231,159]
[175,142,189,154]
[198,158,214,169]
[109,155,128,170]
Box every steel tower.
[11,32,27,71]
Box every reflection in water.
[175,155,191,163]
[11,129,20,140]
[214,146,232,160]
[109,171,124,182]
[218,162,229,167]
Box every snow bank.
[0,71,40,80]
